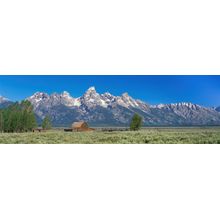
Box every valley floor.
[0,127,220,144]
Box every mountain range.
[1,86,220,126]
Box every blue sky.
[0,75,220,107]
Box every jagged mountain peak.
[61,91,71,96]
[102,92,115,100]
[121,92,138,102]
[82,86,100,100]
[85,86,97,93]
[80,87,110,108]
[29,92,49,101]
[118,92,141,108]
[33,91,47,95]
[31,91,49,97]
[121,92,130,97]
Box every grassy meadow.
[0,127,220,144]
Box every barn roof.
[72,121,87,128]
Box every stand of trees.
[42,116,52,130]
[0,100,37,133]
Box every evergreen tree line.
[0,100,37,132]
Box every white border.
[0,0,220,75]
[1,144,220,220]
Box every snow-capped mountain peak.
[61,91,70,96]
[85,86,97,94]
[60,91,79,107]
[121,92,130,98]
[101,92,116,104]
[28,92,49,103]
[30,92,49,97]
[0,95,10,103]
[117,92,141,108]
[80,86,109,108]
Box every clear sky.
[0,75,220,107]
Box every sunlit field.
[0,127,220,144]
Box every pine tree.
[42,116,52,130]
[130,113,142,131]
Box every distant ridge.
[0,96,13,108]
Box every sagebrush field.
[0,127,220,144]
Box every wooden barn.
[71,121,94,132]
[32,127,45,132]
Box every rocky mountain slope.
[25,87,220,126]
[0,96,13,108]
[1,89,220,126]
